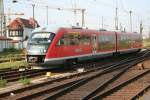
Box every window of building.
[9,30,23,37]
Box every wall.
[23,27,33,48]
[6,27,33,49]
[0,40,13,52]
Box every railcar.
[26,26,142,68]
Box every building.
[0,36,12,52]
[7,17,39,49]
[0,0,5,36]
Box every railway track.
[0,68,18,73]
[0,68,47,82]
[0,49,149,99]
[0,51,140,83]
[101,70,150,100]
[45,50,150,100]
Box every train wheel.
[64,58,78,69]
[113,52,120,56]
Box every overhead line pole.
[81,9,85,27]
[46,6,48,26]
[32,4,35,20]
[32,4,35,28]
[140,21,143,36]
[129,11,132,32]
[115,7,118,30]
[101,16,104,29]
[13,0,86,27]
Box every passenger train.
[26,26,142,68]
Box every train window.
[57,35,65,46]
[57,33,79,46]
[29,32,54,44]
[49,33,55,42]
[98,34,115,50]
[57,33,90,46]
[80,34,91,45]
[68,34,80,45]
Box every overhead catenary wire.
[9,0,86,27]
[5,0,147,33]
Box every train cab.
[26,27,56,65]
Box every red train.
[26,27,142,68]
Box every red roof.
[0,36,12,40]
[7,17,40,30]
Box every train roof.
[31,25,141,35]
[32,26,59,34]
[32,24,71,34]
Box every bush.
[3,48,20,52]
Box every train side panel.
[117,32,142,54]
[44,29,117,66]
[45,28,93,65]
[97,31,116,53]
[29,27,142,67]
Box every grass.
[0,77,7,88]
[142,40,150,48]
[0,56,25,63]
[19,76,31,85]
[0,48,25,57]
[0,48,28,69]
[0,61,29,69]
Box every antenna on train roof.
[99,28,107,31]
[71,26,88,29]
[133,32,138,33]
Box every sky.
[4,0,150,37]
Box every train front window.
[30,32,55,43]
[27,32,55,54]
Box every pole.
[129,11,132,32]
[32,4,35,28]
[32,4,35,20]
[3,15,6,36]
[81,9,85,27]
[101,16,104,29]
[140,21,143,36]
[0,14,2,36]
[120,23,122,31]
[46,6,48,26]
[149,27,150,39]
[0,0,4,36]
[115,7,118,30]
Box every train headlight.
[43,49,47,53]
[41,49,47,53]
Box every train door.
[92,34,97,54]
